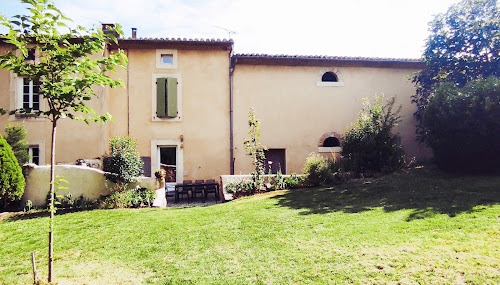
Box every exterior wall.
[232,64,431,175]
[0,45,113,165]
[107,48,231,181]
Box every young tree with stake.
[0,0,127,282]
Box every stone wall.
[22,164,163,207]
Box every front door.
[159,146,176,194]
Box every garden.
[0,0,499,284]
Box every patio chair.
[204,179,219,202]
[192,180,205,202]
[177,180,192,203]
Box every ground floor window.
[28,146,39,165]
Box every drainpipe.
[126,49,130,136]
[229,50,235,174]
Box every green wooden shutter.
[156,78,166,117]
[166,78,178,118]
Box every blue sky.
[1,0,462,58]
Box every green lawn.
[1,166,499,284]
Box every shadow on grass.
[3,208,97,222]
[272,165,500,220]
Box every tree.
[103,136,144,187]
[412,0,500,140]
[342,94,405,174]
[421,77,500,171]
[0,0,127,282]
[4,124,29,168]
[0,134,25,209]
[243,108,267,192]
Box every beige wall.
[22,165,162,207]
[0,46,111,165]
[107,48,231,181]
[232,64,431,175]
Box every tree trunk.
[48,119,57,283]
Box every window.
[323,137,340,147]
[161,54,173,64]
[26,49,36,61]
[318,132,342,153]
[28,146,39,165]
[317,69,344,87]
[22,78,40,111]
[155,77,179,118]
[156,49,178,69]
[322,72,338,82]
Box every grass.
[1,165,499,284]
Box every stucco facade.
[231,55,431,175]
[0,35,430,186]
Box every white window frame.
[151,140,183,183]
[20,78,40,110]
[317,68,344,87]
[152,74,182,121]
[9,73,45,121]
[156,49,178,69]
[28,142,44,165]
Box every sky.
[0,0,463,59]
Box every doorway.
[264,149,286,174]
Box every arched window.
[321,72,338,82]
[323,137,340,147]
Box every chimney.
[102,23,119,38]
[132,28,137,39]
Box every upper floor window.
[161,54,174,64]
[22,78,40,111]
[322,72,338,82]
[152,74,182,121]
[317,69,344,87]
[156,49,178,69]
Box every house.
[0,28,430,189]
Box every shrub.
[4,124,29,168]
[103,136,144,185]
[126,187,157,208]
[225,180,254,195]
[342,94,405,174]
[284,173,303,189]
[273,168,287,190]
[303,154,331,186]
[421,77,500,171]
[0,135,26,209]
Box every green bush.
[303,154,331,186]
[4,124,29,168]
[126,187,157,208]
[0,135,26,209]
[421,77,500,171]
[342,94,405,174]
[225,180,254,195]
[284,173,303,189]
[97,187,156,209]
[103,136,144,185]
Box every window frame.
[27,143,44,165]
[152,74,182,121]
[10,74,45,121]
[317,68,344,87]
[156,49,178,69]
[21,77,40,111]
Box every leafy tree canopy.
[412,0,500,139]
[0,0,127,123]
